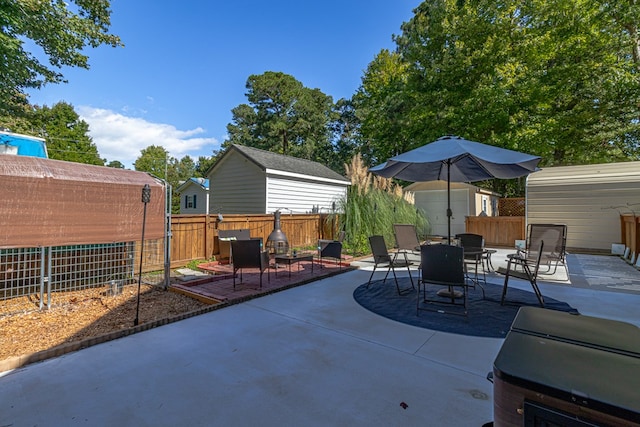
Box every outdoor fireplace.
[265,210,289,255]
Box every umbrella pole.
[447,160,452,245]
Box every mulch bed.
[0,258,354,373]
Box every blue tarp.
[0,131,48,158]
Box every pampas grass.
[337,154,429,255]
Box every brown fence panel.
[465,216,525,247]
[318,213,341,241]
[214,213,326,248]
[214,214,273,247]
[620,214,640,256]
[168,214,328,267]
[279,214,325,246]
[170,215,212,266]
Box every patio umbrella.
[369,135,541,242]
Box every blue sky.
[27,1,420,168]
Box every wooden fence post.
[205,214,212,259]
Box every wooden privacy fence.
[465,216,525,247]
[169,212,525,267]
[465,198,526,247]
[620,214,640,256]
[169,213,338,267]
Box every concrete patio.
[1,250,639,426]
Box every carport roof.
[527,161,640,186]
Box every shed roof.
[177,177,209,193]
[212,144,350,184]
[527,161,640,187]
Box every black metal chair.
[455,232,487,294]
[501,240,545,307]
[230,239,270,289]
[417,244,468,316]
[218,229,251,262]
[318,239,342,269]
[367,235,414,295]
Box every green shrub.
[186,256,215,271]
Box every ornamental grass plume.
[403,190,415,205]
[345,153,371,194]
[337,153,430,255]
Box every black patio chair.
[455,233,487,294]
[367,235,414,295]
[317,230,344,269]
[318,239,342,269]
[501,240,545,307]
[230,239,270,290]
[417,244,468,316]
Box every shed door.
[415,189,469,237]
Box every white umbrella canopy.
[369,135,541,241]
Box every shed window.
[185,195,196,209]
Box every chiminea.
[266,210,289,255]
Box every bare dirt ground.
[0,284,208,362]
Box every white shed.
[526,161,640,252]
[177,178,209,214]
[404,181,500,237]
[206,144,350,214]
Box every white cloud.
[77,106,220,168]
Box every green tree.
[330,98,361,174]
[134,147,200,214]
[354,49,412,166]
[169,156,196,213]
[0,94,34,132]
[0,0,122,115]
[356,0,640,195]
[30,102,103,165]
[106,160,125,169]
[510,0,640,164]
[170,155,196,185]
[134,145,170,180]
[195,155,217,177]
[225,71,338,164]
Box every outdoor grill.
[265,210,289,255]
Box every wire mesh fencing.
[0,240,166,316]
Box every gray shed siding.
[266,175,348,213]
[405,181,499,237]
[526,162,640,252]
[413,188,470,237]
[178,183,209,214]
[209,152,266,214]
[207,144,350,215]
